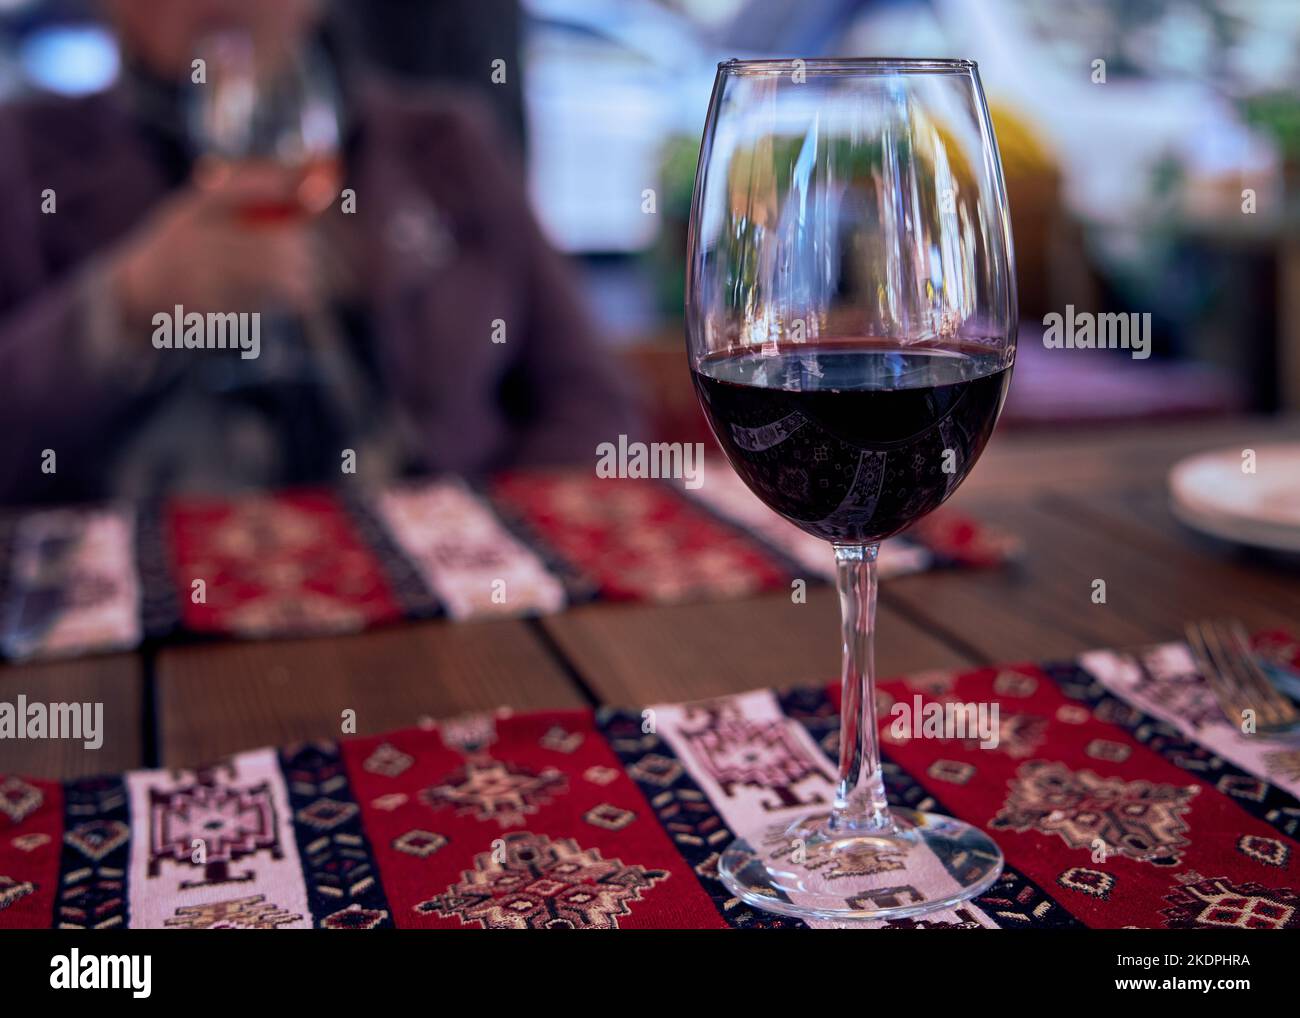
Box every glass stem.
[829,543,894,834]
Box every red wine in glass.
[232,155,341,226]
[692,342,1011,543]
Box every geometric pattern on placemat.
[341,708,726,930]
[0,506,142,661]
[775,684,1084,928]
[147,776,281,881]
[368,480,568,621]
[596,706,808,929]
[1043,661,1300,842]
[992,760,1198,866]
[56,776,131,929]
[363,743,414,779]
[336,486,442,623]
[163,894,303,929]
[1161,873,1300,930]
[0,777,43,824]
[413,830,668,930]
[419,758,567,828]
[488,472,791,604]
[392,830,447,858]
[0,471,1021,658]
[875,903,987,929]
[583,803,636,831]
[279,741,393,928]
[0,875,36,912]
[124,751,311,929]
[164,490,405,639]
[5,636,1299,930]
[1057,866,1116,900]
[673,703,835,808]
[0,471,1026,660]
[475,482,600,608]
[1237,834,1290,868]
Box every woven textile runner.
[163,490,406,639]
[0,507,141,660]
[370,479,567,620]
[2,633,1297,929]
[0,471,1016,661]
[487,472,792,603]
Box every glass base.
[718,807,1003,923]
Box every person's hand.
[109,160,319,323]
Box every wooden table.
[2,417,1297,777]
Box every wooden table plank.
[542,587,976,706]
[0,654,143,780]
[960,416,1300,498]
[1047,485,1300,613]
[885,498,1162,662]
[886,489,1300,664]
[156,618,586,768]
[869,417,1300,663]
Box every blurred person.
[331,0,526,149]
[0,0,636,504]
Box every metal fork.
[1185,619,1300,737]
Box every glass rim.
[717,57,978,75]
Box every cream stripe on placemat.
[653,689,998,928]
[1081,642,1300,801]
[0,506,141,660]
[373,479,567,620]
[124,748,311,929]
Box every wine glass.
[686,58,1016,921]
[189,29,342,223]
[186,30,345,403]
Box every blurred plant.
[647,134,699,321]
[988,103,1056,177]
[1239,92,1300,168]
[1017,0,1241,81]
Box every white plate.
[1168,443,1300,553]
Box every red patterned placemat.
[0,470,1018,659]
[487,471,792,603]
[1,634,1295,929]
[164,490,406,638]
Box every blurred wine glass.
[184,29,349,440]
[189,29,342,223]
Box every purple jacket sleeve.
[0,108,141,504]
